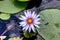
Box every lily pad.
[0,0,3,1]
[18,0,30,2]
[0,0,27,13]
[0,13,10,20]
[8,37,21,40]
[37,9,60,40]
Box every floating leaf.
[37,9,60,40]
[40,9,60,24]
[8,37,21,40]
[18,0,30,2]
[0,0,27,13]
[0,13,10,20]
[0,0,3,1]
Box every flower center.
[27,18,33,24]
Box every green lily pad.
[40,9,60,24]
[0,0,3,1]
[18,0,30,2]
[37,9,60,40]
[0,13,10,20]
[0,0,27,13]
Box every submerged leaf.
[23,30,36,38]
[37,9,60,40]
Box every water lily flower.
[19,10,41,32]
